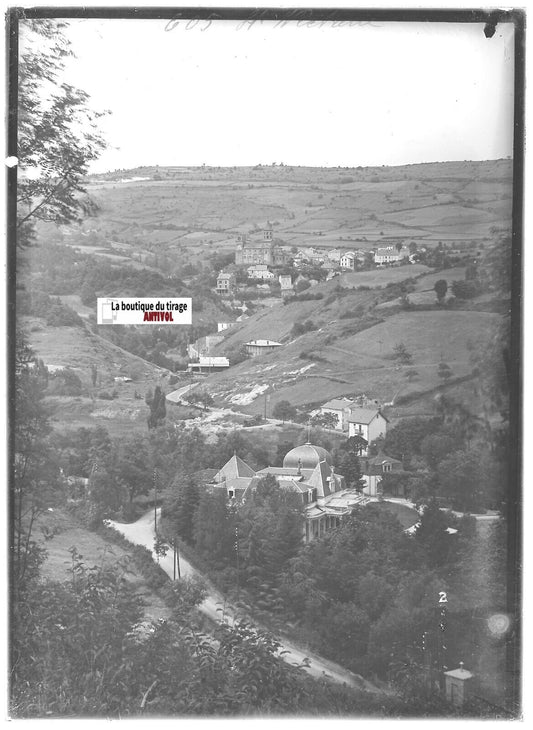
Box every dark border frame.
[6,6,525,716]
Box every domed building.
[212,442,367,542]
[282,443,332,470]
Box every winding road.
[107,509,385,694]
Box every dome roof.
[283,443,332,470]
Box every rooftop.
[245,339,282,347]
[283,443,333,471]
[347,407,384,424]
[322,397,355,410]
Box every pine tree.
[173,477,200,545]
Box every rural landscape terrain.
[15,158,516,717]
[23,159,511,431]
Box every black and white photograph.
[7,5,524,720]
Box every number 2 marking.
[439,592,448,603]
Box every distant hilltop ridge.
[87,158,512,183]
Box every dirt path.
[107,510,386,694]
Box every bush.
[47,368,84,396]
[291,320,317,338]
[451,279,481,299]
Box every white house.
[360,453,402,497]
[216,271,236,293]
[340,252,356,270]
[247,264,275,280]
[279,274,293,297]
[374,247,402,266]
[320,397,356,431]
[347,407,388,455]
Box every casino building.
[211,442,368,542]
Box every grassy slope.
[24,316,169,437]
[201,283,501,417]
[36,509,170,621]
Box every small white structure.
[187,356,230,373]
[247,264,275,280]
[245,339,282,357]
[444,663,474,708]
[217,322,235,332]
[279,274,293,297]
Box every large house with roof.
[347,407,388,455]
[216,271,236,294]
[211,443,368,542]
[360,453,404,497]
[373,246,403,266]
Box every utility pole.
[173,539,181,580]
[437,592,448,691]
[234,524,240,602]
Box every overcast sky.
[37,17,515,173]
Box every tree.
[420,431,459,470]
[146,385,166,429]
[451,279,480,300]
[88,363,98,388]
[272,400,297,423]
[405,368,419,382]
[16,19,106,249]
[193,490,234,567]
[89,467,125,514]
[295,278,311,293]
[437,362,453,382]
[437,448,484,512]
[310,412,338,429]
[334,450,364,489]
[115,434,152,504]
[433,279,448,303]
[414,501,455,568]
[392,342,413,365]
[345,434,369,456]
[12,333,65,593]
[165,476,200,546]
[195,390,214,411]
[383,417,440,462]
